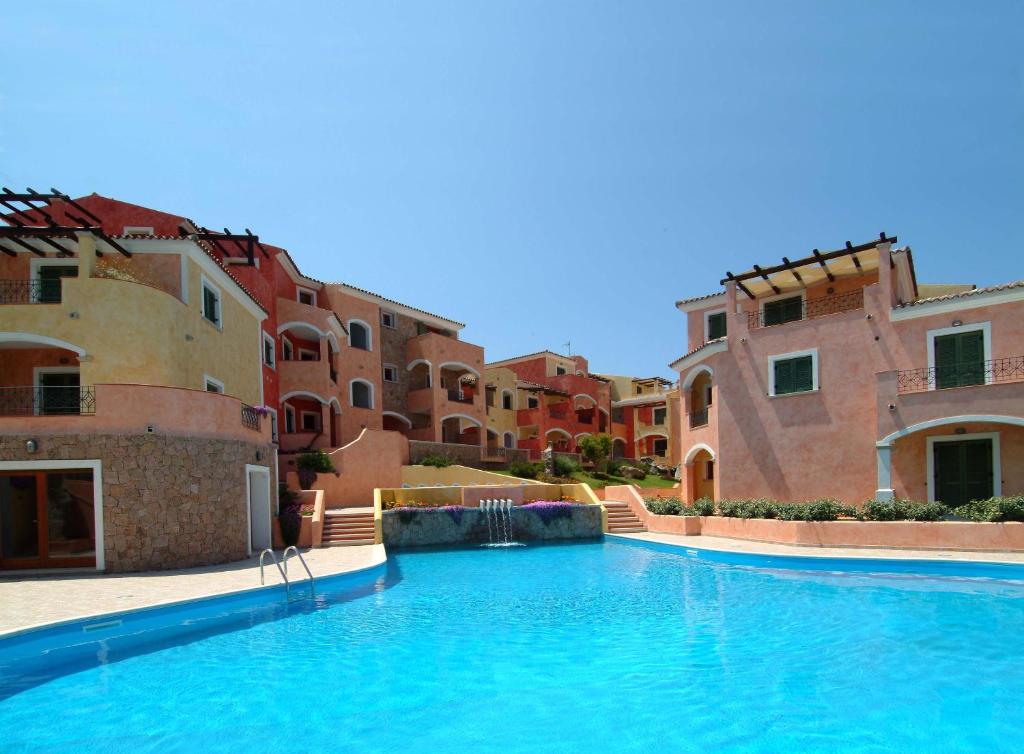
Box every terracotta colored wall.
[287,428,409,507]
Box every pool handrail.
[282,546,316,597]
[259,548,289,598]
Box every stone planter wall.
[382,505,602,548]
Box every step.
[323,527,376,536]
[608,527,647,533]
[322,539,375,547]
[323,532,378,541]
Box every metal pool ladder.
[258,548,316,600]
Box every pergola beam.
[752,264,781,295]
[782,256,805,287]
[719,235,896,286]
[812,248,836,282]
[724,271,756,299]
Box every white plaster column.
[874,443,895,501]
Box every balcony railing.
[446,388,473,404]
[896,356,1024,394]
[0,280,60,305]
[747,288,864,329]
[689,408,709,428]
[0,386,96,416]
[240,403,262,430]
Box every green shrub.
[954,496,1024,522]
[716,498,854,521]
[578,434,613,472]
[691,497,715,516]
[296,450,335,473]
[552,455,580,477]
[607,459,624,476]
[508,461,540,479]
[590,471,610,481]
[644,497,683,516]
[861,499,949,522]
[420,453,453,468]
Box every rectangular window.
[502,393,513,410]
[262,333,276,368]
[934,330,986,389]
[653,407,667,425]
[204,376,224,393]
[707,311,727,340]
[762,295,803,327]
[282,339,293,361]
[300,411,320,432]
[556,366,567,375]
[771,353,816,396]
[383,365,398,383]
[35,264,78,304]
[201,277,222,327]
[285,406,296,433]
[381,310,396,328]
[297,288,316,306]
[269,411,279,443]
[705,384,713,407]
[705,460,714,481]
[299,348,318,362]
[528,396,539,409]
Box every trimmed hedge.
[861,499,948,522]
[954,496,1024,522]
[640,496,955,522]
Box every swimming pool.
[2,539,1023,753]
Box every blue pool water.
[2,539,1024,753]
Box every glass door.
[0,474,41,565]
[37,371,81,415]
[0,470,96,569]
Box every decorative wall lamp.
[25,439,38,453]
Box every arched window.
[350,379,373,409]
[349,320,371,351]
[503,432,515,449]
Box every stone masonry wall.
[382,505,603,547]
[0,433,275,573]
[380,311,418,413]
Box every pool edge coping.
[0,546,388,642]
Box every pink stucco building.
[672,235,1024,506]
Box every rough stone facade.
[382,505,602,547]
[409,440,482,467]
[0,433,275,573]
[380,311,418,413]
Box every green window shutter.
[774,355,814,395]
[958,331,985,387]
[781,296,803,323]
[773,359,793,395]
[708,312,727,340]
[934,334,959,389]
[763,300,783,326]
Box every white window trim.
[262,332,276,369]
[768,348,819,397]
[653,407,667,425]
[282,338,294,361]
[296,286,317,306]
[204,375,225,393]
[284,404,297,433]
[759,289,806,323]
[266,408,279,443]
[298,347,319,361]
[349,378,375,409]
[347,319,373,351]
[555,366,567,376]
[0,459,105,570]
[926,431,1001,503]
[925,321,992,390]
[501,388,515,410]
[29,258,79,303]
[300,410,321,432]
[503,431,515,449]
[200,274,223,330]
[380,310,396,329]
[703,307,727,342]
[383,364,399,383]
[123,225,154,235]
[32,366,80,416]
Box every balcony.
[897,356,1024,394]
[689,407,709,428]
[747,288,864,329]
[446,388,474,404]
[548,404,570,419]
[0,386,96,416]
[0,280,59,305]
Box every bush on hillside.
[508,461,540,479]
[420,453,453,468]
[552,455,580,477]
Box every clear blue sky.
[3,2,1021,378]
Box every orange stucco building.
[672,235,1024,507]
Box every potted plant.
[296,450,335,489]
[278,484,302,547]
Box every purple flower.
[521,501,576,524]
[439,505,464,524]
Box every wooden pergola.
[178,219,269,266]
[720,233,898,299]
[0,187,131,258]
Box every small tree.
[578,434,613,473]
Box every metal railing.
[241,403,262,430]
[747,288,864,329]
[896,355,1024,394]
[0,386,96,416]
[0,280,57,305]
[689,407,709,428]
[260,547,316,600]
[283,546,316,597]
[483,446,530,464]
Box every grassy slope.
[570,471,677,490]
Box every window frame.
[527,396,539,409]
[926,322,991,390]
[300,410,321,432]
[347,319,373,351]
[296,287,317,307]
[555,365,567,376]
[298,348,319,362]
[501,390,514,410]
[652,406,667,425]
[768,348,819,397]
[760,290,805,327]
[200,274,223,329]
[349,378,375,409]
[204,375,225,394]
[262,332,276,369]
[282,338,294,361]
[380,310,396,329]
[284,404,296,434]
[704,308,728,342]
[383,364,399,383]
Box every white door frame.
[245,464,272,555]
[926,431,1001,503]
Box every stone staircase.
[321,507,376,546]
[604,500,647,533]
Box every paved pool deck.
[611,531,1024,563]
[0,545,385,638]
